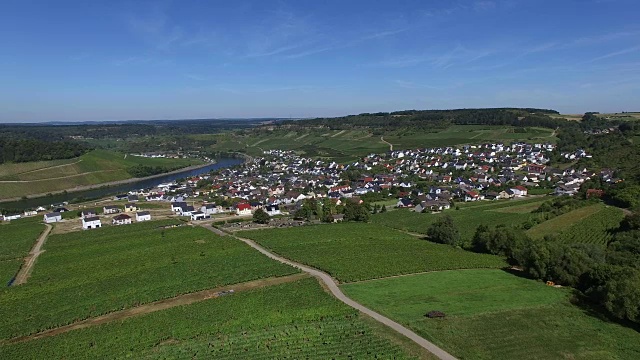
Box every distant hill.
[278,108,563,132]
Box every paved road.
[203,226,458,360]
[13,224,52,285]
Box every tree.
[344,202,370,222]
[380,205,387,213]
[602,266,640,322]
[253,209,270,224]
[427,215,462,247]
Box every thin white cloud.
[586,45,640,63]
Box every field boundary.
[13,224,52,286]
[2,273,308,344]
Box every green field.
[342,269,640,360]
[526,204,605,239]
[0,220,297,339]
[0,150,202,199]
[526,204,624,245]
[0,218,46,283]
[373,199,546,243]
[241,223,505,282]
[0,278,428,359]
[199,125,556,162]
[557,206,624,245]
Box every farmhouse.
[190,211,208,221]
[136,211,151,222]
[127,195,139,202]
[124,203,138,213]
[44,212,62,223]
[112,214,132,225]
[82,216,101,230]
[103,205,120,214]
[24,210,37,216]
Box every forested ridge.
[0,137,89,164]
[280,108,564,131]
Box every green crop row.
[558,206,624,245]
[0,220,297,339]
[242,223,505,283]
[0,279,418,359]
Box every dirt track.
[4,273,308,344]
[13,224,52,286]
[215,229,458,360]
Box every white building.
[103,206,120,214]
[3,214,21,221]
[112,214,132,225]
[171,202,187,213]
[136,211,151,222]
[44,212,62,223]
[82,216,101,230]
[265,205,281,217]
[201,204,221,215]
[190,211,208,221]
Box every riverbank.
[0,161,218,203]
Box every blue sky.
[1,0,639,122]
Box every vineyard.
[0,279,425,359]
[0,217,46,284]
[342,269,640,360]
[372,199,545,242]
[0,220,297,340]
[557,206,624,245]
[242,223,505,282]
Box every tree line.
[279,108,566,131]
[426,208,640,324]
[0,137,89,164]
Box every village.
[2,141,612,230]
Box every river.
[0,158,244,210]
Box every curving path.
[211,228,458,360]
[13,224,52,285]
[381,136,394,151]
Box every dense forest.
[279,108,565,131]
[0,118,263,163]
[0,119,263,141]
[0,137,89,164]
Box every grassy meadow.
[0,220,297,339]
[241,223,506,282]
[0,278,430,359]
[342,269,640,360]
[0,150,202,199]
